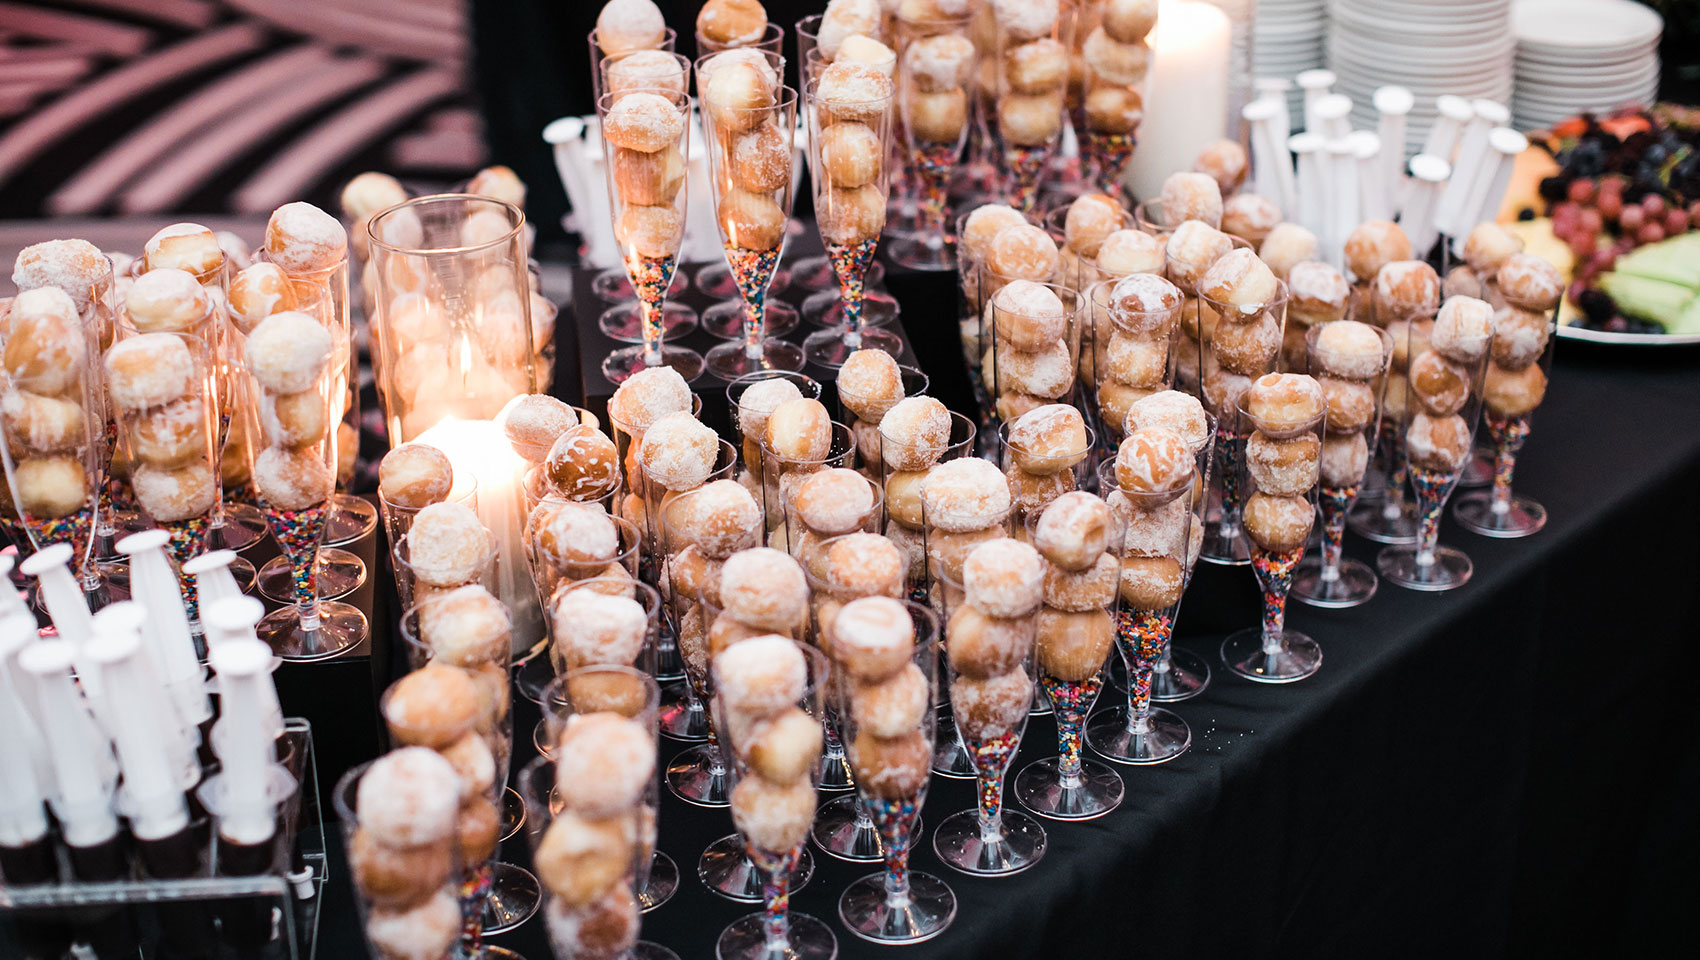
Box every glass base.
[212,502,269,552]
[1377,543,1473,592]
[1029,690,1051,716]
[1460,449,1493,488]
[666,743,729,807]
[641,851,678,913]
[1292,557,1379,608]
[1085,705,1192,765]
[1347,497,1418,544]
[810,793,919,863]
[696,262,793,301]
[701,299,799,340]
[602,344,704,385]
[464,947,530,960]
[1453,490,1547,539]
[931,714,977,779]
[1221,628,1323,683]
[592,267,634,302]
[838,871,956,945]
[513,653,553,707]
[256,548,366,604]
[716,910,836,960]
[654,633,684,681]
[322,494,377,546]
[885,233,956,271]
[1200,521,1251,566]
[598,301,700,344]
[698,834,813,903]
[791,255,882,293]
[631,944,680,960]
[481,861,541,934]
[1013,756,1124,820]
[256,601,367,662]
[816,747,854,792]
[500,786,524,843]
[658,681,709,741]
[801,288,900,329]
[1152,648,1210,702]
[705,337,806,380]
[803,326,903,370]
[932,808,1047,877]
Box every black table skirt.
[312,258,1700,960]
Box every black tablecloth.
[315,260,1700,960]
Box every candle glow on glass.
[1124,0,1233,203]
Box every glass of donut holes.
[990,1,1078,213]
[886,9,981,272]
[760,420,856,550]
[537,663,680,921]
[1451,303,1555,539]
[380,473,478,550]
[928,547,1048,876]
[1218,379,1328,683]
[1376,322,1494,592]
[984,281,1086,440]
[833,596,959,944]
[1292,321,1395,609]
[996,408,1097,536]
[1166,229,1254,400]
[1087,274,1182,448]
[542,555,653,693]
[1197,273,1290,567]
[727,371,823,479]
[837,359,927,476]
[710,637,838,960]
[333,752,467,960]
[392,525,498,612]
[595,88,705,385]
[519,665,681,960]
[780,467,884,573]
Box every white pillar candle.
[1124,0,1232,202]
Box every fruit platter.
[1518,106,1700,345]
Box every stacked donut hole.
[898,21,974,165]
[990,0,1067,166]
[1001,403,1089,531]
[1054,193,1129,299]
[604,366,694,535]
[920,457,1013,603]
[378,442,456,535]
[1079,227,1166,397]
[403,501,494,607]
[983,279,1075,424]
[1458,221,1525,309]
[104,319,215,531]
[1307,321,1388,496]
[12,237,114,335]
[242,310,337,518]
[262,202,362,488]
[1192,139,1249,199]
[944,538,1043,743]
[1110,427,1195,613]
[1,287,93,523]
[1370,259,1441,337]
[1281,260,1350,372]
[1078,0,1153,157]
[603,86,691,267]
[813,56,895,250]
[226,261,306,493]
[534,707,657,960]
[1030,492,1118,687]
[1240,374,1325,556]
[1221,193,1284,251]
[1484,254,1560,425]
[1096,272,1182,439]
[534,500,633,615]
[716,636,822,857]
[877,395,953,586]
[1342,220,1414,319]
[699,48,791,261]
[809,532,906,655]
[731,376,804,482]
[785,466,880,576]
[836,348,908,476]
[834,595,931,803]
[498,394,591,492]
[664,480,763,679]
[1119,390,1211,567]
[1403,297,1493,477]
[760,396,838,553]
[697,0,771,52]
[1257,222,1320,286]
[596,0,669,57]
[1163,216,1234,395]
[1197,247,1284,430]
[348,748,466,960]
[953,203,1029,351]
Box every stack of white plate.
[1512,0,1662,131]
[1327,0,1515,154]
[1256,0,1328,120]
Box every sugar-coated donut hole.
[543,882,640,958]
[791,467,876,535]
[383,664,482,749]
[419,584,510,668]
[1309,319,1386,381]
[596,0,666,55]
[1490,307,1551,372]
[1407,350,1471,417]
[608,366,691,432]
[1463,221,1522,276]
[991,279,1067,352]
[1222,193,1282,246]
[850,728,930,799]
[1258,222,1318,280]
[1082,27,1149,86]
[850,662,928,737]
[920,457,1011,532]
[1160,172,1223,229]
[997,92,1064,146]
[878,396,950,470]
[945,603,1030,679]
[555,712,654,817]
[1084,85,1144,135]
[408,501,492,586]
[604,92,686,152]
[1210,309,1281,376]
[1484,362,1547,419]
[1119,554,1184,609]
[553,588,647,668]
[1096,228,1164,276]
[1006,403,1088,475]
[1165,220,1234,291]
[1319,431,1370,487]
[720,548,809,632]
[1032,491,1111,570]
[264,201,346,275]
[1241,372,1324,435]
[741,706,822,784]
[729,776,816,852]
[1243,491,1313,554]
[962,537,1044,617]
[1372,260,1441,325]
[1123,390,1208,451]
[365,888,461,960]
[715,632,808,717]
[986,223,1059,282]
[1318,376,1376,433]
[697,0,767,45]
[1405,411,1472,472]
[380,444,454,509]
[1245,430,1320,497]
[1286,260,1351,326]
[533,810,634,907]
[1343,220,1412,284]
[1431,295,1494,363]
[1035,607,1114,681]
[950,668,1033,739]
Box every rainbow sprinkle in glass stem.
[262,501,327,612]
[1084,132,1136,201]
[1407,464,1458,567]
[23,504,95,568]
[1003,145,1051,214]
[1215,424,1245,535]
[724,244,780,355]
[865,795,919,900]
[826,238,879,337]
[748,842,803,950]
[457,863,493,947]
[966,730,1020,835]
[1038,671,1103,782]
[1317,484,1358,579]
[1251,547,1303,651]
[627,253,677,364]
[1485,413,1531,513]
[1115,608,1172,730]
[910,144,956,234]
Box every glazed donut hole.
[1430,295,1494,364]
[763,396,834,464]
[944,603,1032,680]
[959,204,1028,265]
[1240,372,1325,437]
[1258,222,1318,280]
[1118,554,1184,609]
[906,87,969,143]
[1495,253,1563,313]
[1064,193,1126,257]
[1490,306,1552,372]
[1319,431,1370,487]
[720,547,809,632]
[986,223,1060,282]
[1285,260,1351,326]
[613,144,686,207]
[1160,172,1223,229]
[1107,272,1182,336]
[697,0,768,46]
[1036,607,1115,681]
[1198,247,1279,314]
[1032,490,1113,570]
[1083,85,1145,136]
[788,467,878,535]
[1041,550,1119,611]
[1243,491,1313,554]
[1307,320,1389,382]
[1115,426,1194,496]
[616,203,684,259]
[1484,361,1548,419]
[1405,411,1473,472]
[996,91,1065,146]
[1221,194,1282,246]
[920,457,1011,532]
[1463,221,1523,276]
[1095,228,1165,277]
[1097,380,1160,436]
[1208,308,1281,376]
[1201,368,1251,422]
[544,424,621,502]
[991,279,1068,351]
[1343,220,1413,284]
[1164,220,1235,292]
[1372,260,1441,325]
[124,267,211,333]
[1005,403,1089,476]
[1245,430,1320,496]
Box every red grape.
[1590,248,1618,271]
[1600,176,1624,198]
[1597,192,1623,219]
[1642,194,1667,218]
[1688,200,1700,223]
[1579,208,1604,233]
[1620,205,1646,231]
[1568,233,1595,259]
[1638,222,1666,244]
[1665,209,1689,235]
[1567,178,1596,204]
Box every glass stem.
[1216,428,1243,539]
[1261,582,1288,653]
[1488,414,1529,516]
[976,774,1004,844]
[640,301,664,367]
[1318,485,1355,581]
[743,299,763,360]
[760,851,794,955]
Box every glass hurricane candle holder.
[1378,326,1494,591]
[1197,273,1287,566]
[803,76,901,368]
[711,637,837,960]
[1453,309,1554,538]
[698,76,805,377]
[835,597,956,944]
[537,664,680,921]
[1295,322,1394,608]
[1220,388,1327,682]
[887,10,979,271]
[990,1,1078,213]
[930,555,1046,875]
